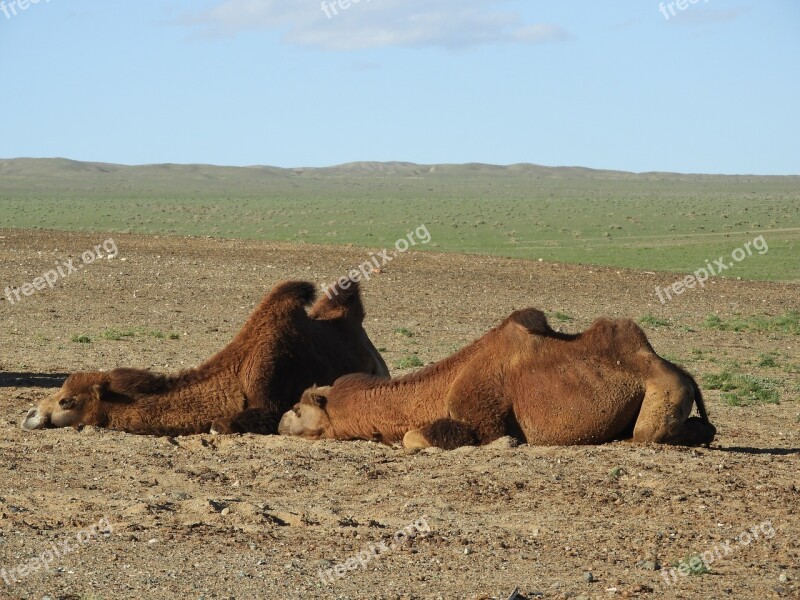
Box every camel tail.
[691,379,709,423]
[679,366,709,423]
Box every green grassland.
[1,158,798,280]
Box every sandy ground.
[0,230,797,600]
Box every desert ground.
[0,229,797,600]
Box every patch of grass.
[673,554,711,577]
[394,327,414,338]
[703,314,725,330]
[395,354,424,369]
[71,334,91,344]
[553,311,574,322]
[702,311,799,335]
[608,466,625,479]
[757,352,780,368]
[100,328,137,341]
[703,370,780,406]
[639,315,671,328]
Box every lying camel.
[278,309,716,448]
[22,279,389,436]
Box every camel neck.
[324,373,455,444]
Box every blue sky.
[1,1,798,174]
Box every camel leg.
[632,379,715,446]
[403,419,479,450]
[211,408,281,435]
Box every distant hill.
[1,157,797,184]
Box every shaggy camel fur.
[22,280,389,435]
[278,308,715,449]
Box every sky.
[1,1,798,174]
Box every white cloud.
[177,0,571,50]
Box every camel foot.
[402,429,431,449]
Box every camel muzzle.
[277,411,293,436]
[21,407,50,430]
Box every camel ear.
[309,386,331,408]
[59,397,79,410]
[508,309,552,335]
[90,383,107,402]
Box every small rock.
[778,572,789,582]
[583,571,594,583]
[464,547,472,555]
[638,560,659,571]
[220,507,231,516]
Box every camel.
[277,308,716,449]
[21,279,389,436]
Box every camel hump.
[506,308,553,336]
[265,280,317,308]
[586,317,652,351]
[310,278,366,321]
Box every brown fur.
[278,308,715,448]
[22,280,389,435]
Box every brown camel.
[278,308,716,449]
[21,280,389,436]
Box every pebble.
[778,572,789,582]
[583,571,594,583]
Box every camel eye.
[59,397,78,410]
[293,407,301,416]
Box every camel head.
[278,386,332,439]
[22,372,109,430]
